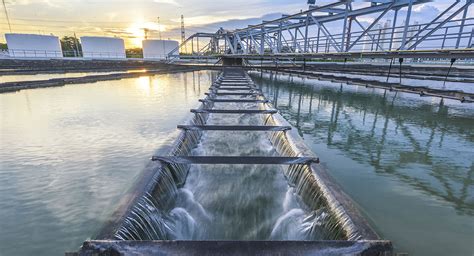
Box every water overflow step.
[151,156,319,165]
[177,125,291,131]
[199,99,270,103]
[191,109,277,114]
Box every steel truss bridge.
[169,0,474,62]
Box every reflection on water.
[0,72,122,83]
[0,71,216,256]
[250,71,474,256]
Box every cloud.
[165,12,285,38]
[153,0,181,7]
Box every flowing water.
[250,71,474,256]
[169,104,320,241]
[0,71,216,256]
[114,72,342,243]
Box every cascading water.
[113,71,350,243]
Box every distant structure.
[5,33,63,58]
[157,17,162,40]
[142,39,179,59]
[181,15,186,44]
[80,36,126,59]
[144,28,150,40]
[181,15,186,52]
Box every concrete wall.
[5,33,63,58]
[80,36,126,59]
[142,40,179,59]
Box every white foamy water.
[165,94,325,240]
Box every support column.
[346,17,353,51]
[441,27,449,49]
[316,27,320,53]
[304,13,310,52]
[455,2,469,49]
[389,8,399,51]
[341,1,349,51]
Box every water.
[0,72,122,83]
[0,71,216,256]
[316,71,474,93]
[180,102,302,240]
[0,70,147,84]
[1,69,472,255]
[250,71,474,256]
[114,73,340,243]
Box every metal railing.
[2,49,129,59]
[7,49,64,58]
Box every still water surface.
[0,71,214,255]
[0,70,472,255]
[0,72,122,83]
[251,71,473,256]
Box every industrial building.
[4,33,63,58]
[142,40,179,60]
[80,36,126,59]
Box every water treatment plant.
[0,0,473,255]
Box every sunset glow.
[126,21,167,47]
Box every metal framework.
[168,0,474,61]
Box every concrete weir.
[73,68,392,255]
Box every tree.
[0,43,7,50]
[60,36,82,57]
[126,48,143,58]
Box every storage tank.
[5,33,63,58]
[142,40,179,59]
[80,36,126,59]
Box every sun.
[126,21,166,48]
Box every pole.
[455,2,468,49]
[400,0,413,50]
[2,0,12,32]
[398,58,403,85]
[304,13,310,52]
[389,8,399,51]
[157,17,162,40]
[180,15,187,53]
[443,58,456,87]
[341,1,349,51]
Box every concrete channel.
[72,68,392,255]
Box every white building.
[80,36,126,59]
[5,33,63,58]
[142,40,179,60]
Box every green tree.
[126,48,143,58]
[0,43,7,50]
[60,36,82,57]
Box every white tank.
[5,33,63,58]
[80,36,126,59]
[142,40,179,60]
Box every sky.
[0,0,472,48]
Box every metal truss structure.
[169,0,474,61]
